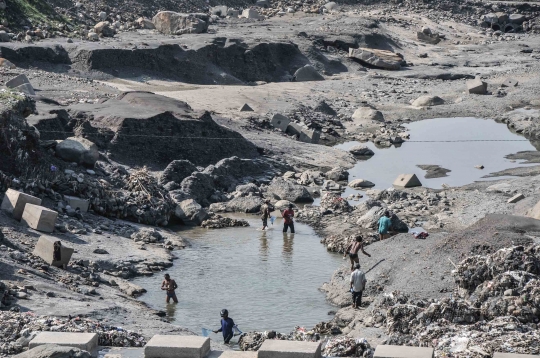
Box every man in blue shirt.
[378,211,392,241]
[213,309,235,344]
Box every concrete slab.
[494,353,539,358]
[14,83,35,95]
[21,204,58,233]
[33,235,74,267]
[374,345,433,358]
[144,335,210,358]
[1,188,42,221]
[258,340,322,358]
[207,351,258,358]
[64,195,90,212]
[271,114,291,132]
[6,74,31,89]
[508,193,525,204]
[393,174,422,188]
[29,332,98,357]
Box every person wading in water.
[161,274,178,303]
[282,203,295,233]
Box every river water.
[133,116,536,338]
[133,214,342,336]
[331,117,536,203]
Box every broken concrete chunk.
[33,236,74,267]
[467,77,488,95]
[21,204,58,233]
[501,78,518,88]
[6,74,31,89]
[299,129,321,144]
[393,174,422,188]
[242,8,262,19]
[417,31,441,44]
[239,103,254,112]
[271,114,291,132]
[13,83,35,96]
[286,122,303,136]
[1,189,42,221]
[507,193,525,204]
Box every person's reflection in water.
[259,230,269,261]
[165,301,177,323]
[282,232,294,260]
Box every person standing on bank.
[344,235,371,271]
[161,274,178,303]
[350,263,366,309]
[282,203,295,233]
[213,309,235,344]
[378,211,392,241]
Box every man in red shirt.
[282,204,295,233]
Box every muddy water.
[333,117,536,201]
[133,214,342,335]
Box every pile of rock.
[201,214,249,228]
[0,311,146,355]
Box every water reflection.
[165,302,177,323]
[283,232,294,260]
[259,231,269,261]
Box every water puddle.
[133,214,342,335]
[332,117,536,201]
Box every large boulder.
[349,179,375,188]
[209,196,264,213]
[266,177,313,202]
[351,107,384,123]
[160,160,197,186]
[348,145,374,156]
[152,11,209,35]
[349,48,403,70]
[13,344,91,358]
[294,65,324,81]
[411,95,444,107]
[176,172,215,205]
[202,157,275,192]
[174,199,209,225]
[55,137,99,166]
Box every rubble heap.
[0,311,146,356]
[201,215,250,228]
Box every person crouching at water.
[344,235,371,271]
[282,204,295,233]
[378,211,392,241]
[161,274,178,303]
[213,309,235,344]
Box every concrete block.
[29,332,98,357]
[242,9,261,19]
[6,74,31,89]
[501,78,518,88]
[21,204,58,233]
[144,335,210,358]
[207,351,258,358]
[508,193,525,203]
[374,345,434,358]
[271,114,291,132]
[239,103,254,112]
[299,129,321,144]
[286,122,303,136]
[33,235,74,267]
[64,195,90,212]
[1,189,42,221]
[258,340,322,358]
[393,174,422,188]
[494,353,539,358]
[467,77,487,94]
[14,83,35,95]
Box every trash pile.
[201,215,250,229]
[0,311,146,356]
[239,325,330,352]
[320,192,352,213]
[322,337,374,358]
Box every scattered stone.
[93,248,109,254]
[294,65,324,81]
[417,165,451,178]
[352,107,384,123]
[136,17,156,29]
[313,100,337,116]
[411,95,445,107]
[349,179,375,188]
[475,165,485,169]
[349,48,404,70]
[348,145,374,156]
[94,22,115,37]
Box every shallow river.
[134,116,536,338]
[133,214,342,335]
[332,117,536,202]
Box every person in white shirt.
[350,263,366,309]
